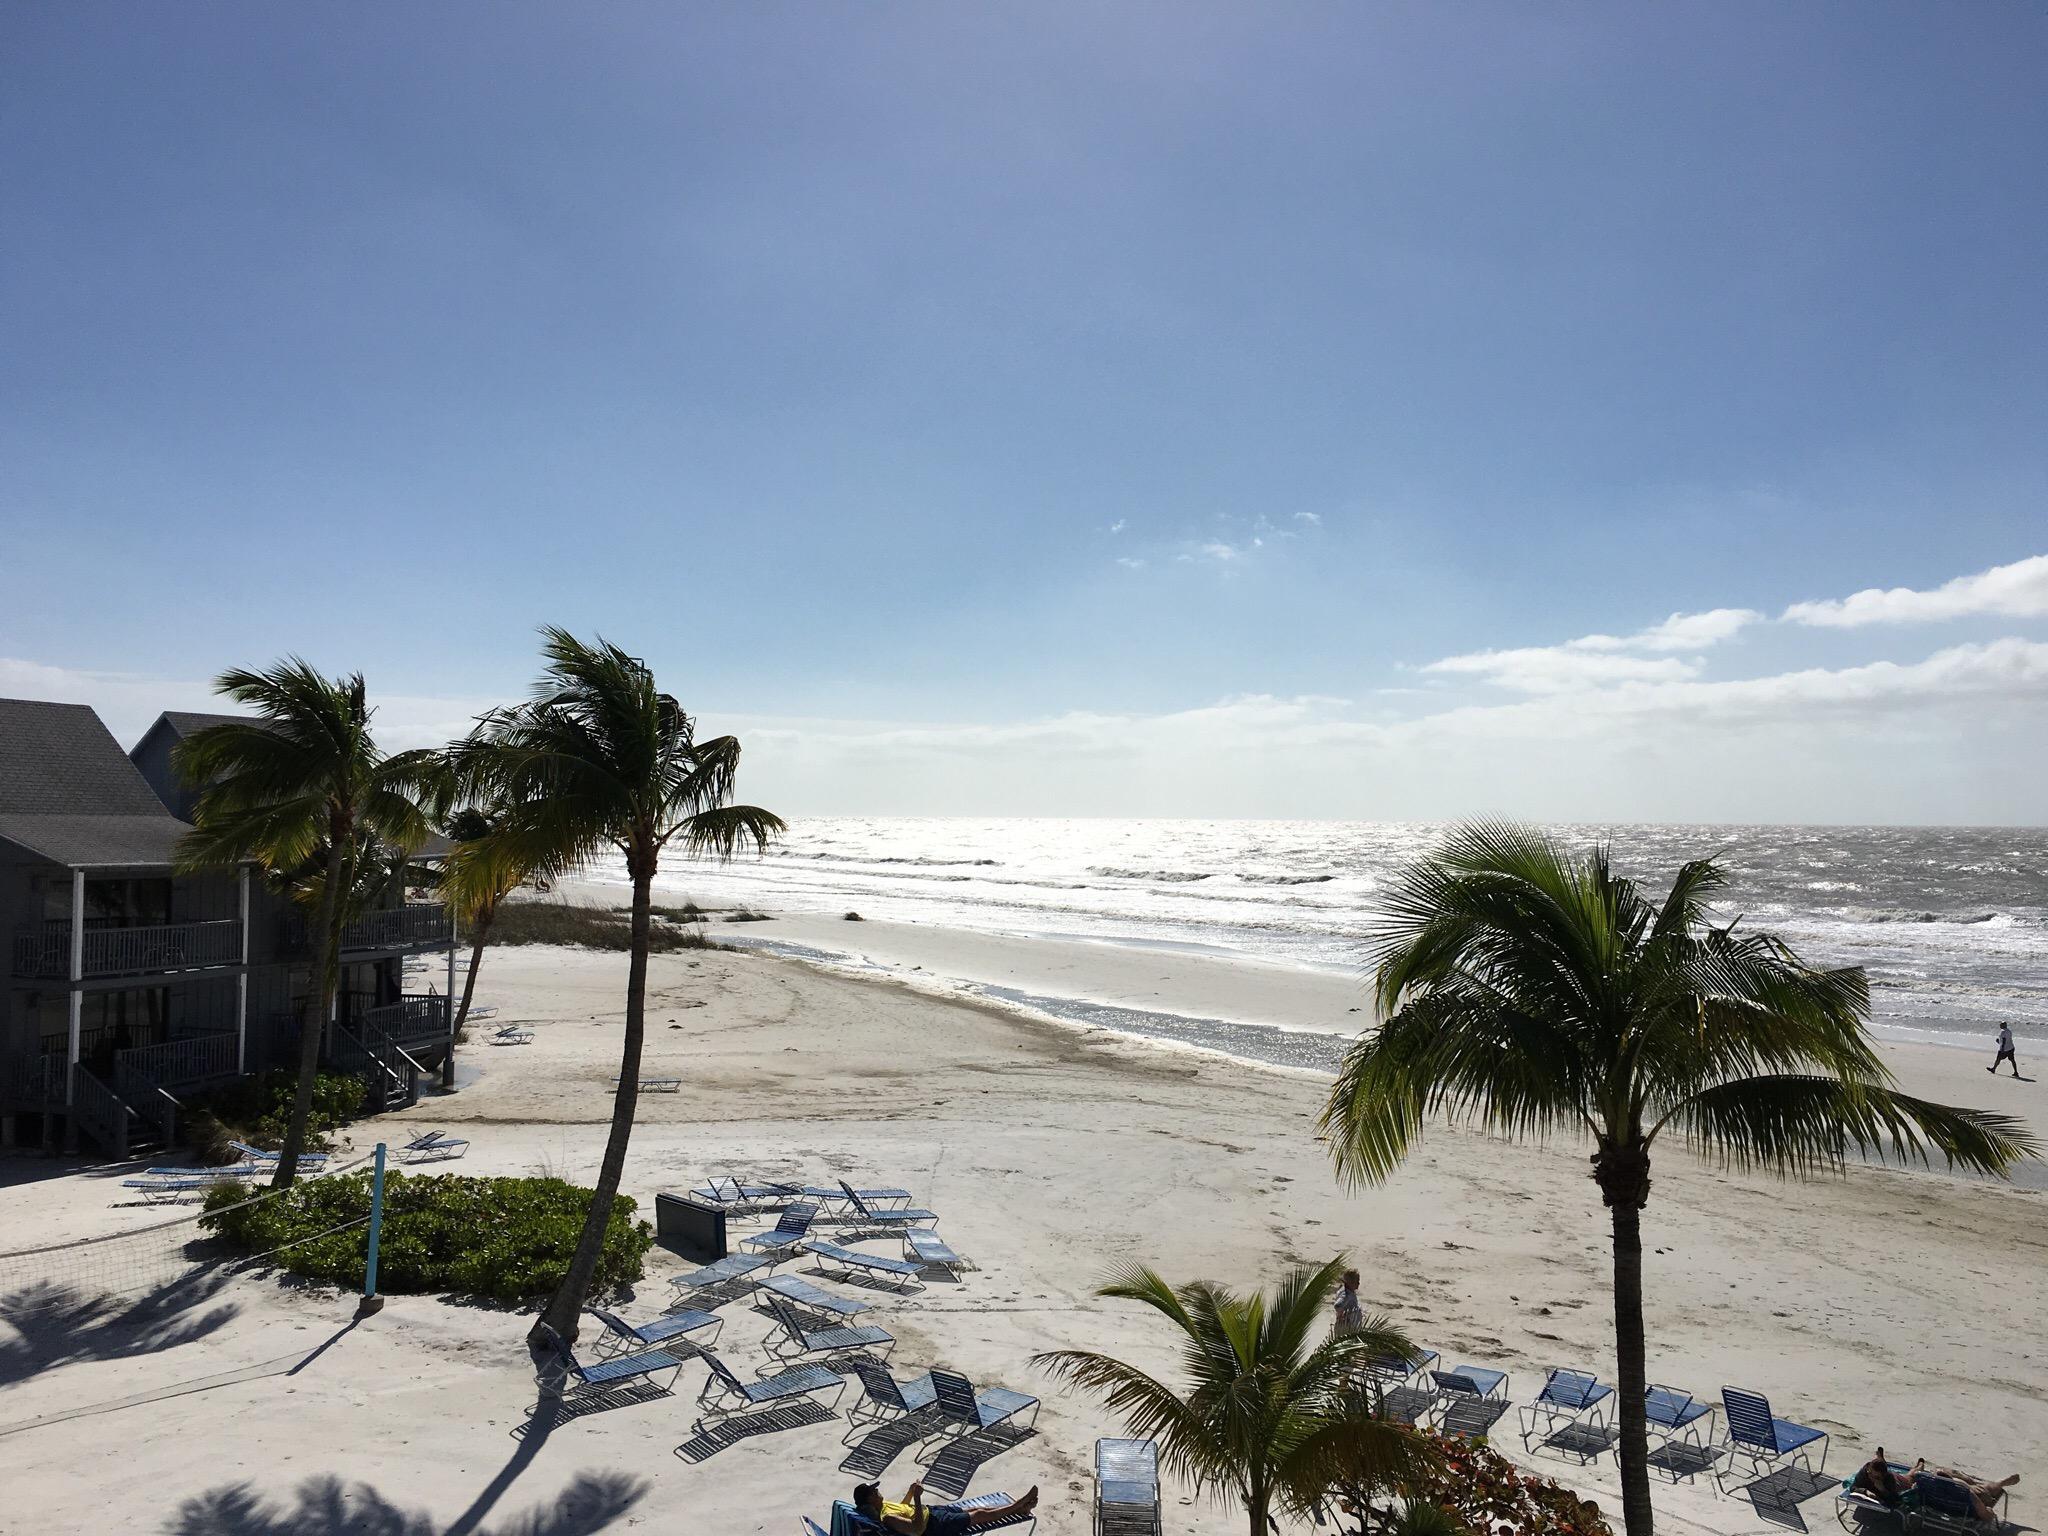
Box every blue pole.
[358,1141,387,1317]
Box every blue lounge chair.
[690,1176,802,1216]
[228,1141,329,1165]
[1717,1386,1828,1490]
[122,1176,226,1203]
[590,1305,721,1355]
[804,1240,925,1292]
[1518,1367,1616,1452]
[669,1250,775,1303]
[762,1273,875,1321]
[399,1129,469,1163]
[141,1163,264,1180]
[695,1348,844,1420]
[488,1024,533,1044]
[919,1367,1040,1449]
[1097,1437,1162,1536]
[1429,1366,1511,1440]
[537,1338,687,1399]
[836,1180,938,1230]
[805,1184,913,1211]
[741,1203,820,1257]
[1366,1345,1438,1384]
[841,1352,945,1429]
[1645,1384,1716,1445]
[765,1295,894,1363]
[902,1228,971,1275]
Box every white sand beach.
[2,930,2042,1536]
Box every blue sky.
[3,4,2044,820]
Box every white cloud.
[1293,511,1322,526]
[1107,519,1126,534]
[1115,556,1147,570]
[1784,553,2048,628]
[1423,606,1759,693]
[1178,540,1243,564]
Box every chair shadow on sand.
[0,1270,239,1385]
[164,1470,646,1536]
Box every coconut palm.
[434,798,532,1090]
[1035,1259,1436,1536]
[175,663,442,1188]
[465,629,783,1344]
[1320,822,2037,1536]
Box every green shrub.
[201,1170,653,1303]
[183,1069,367,1159]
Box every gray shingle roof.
[156,711,258,739]
[0,814,194,868]
[0,698,173,816]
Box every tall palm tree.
[1035,1259,1435,1536]
[466,629,783,1345]
[1320,822,2036,1536]
[176,663,443,1188]
[435,800,531,1090]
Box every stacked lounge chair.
[1096,1438,1162,1536]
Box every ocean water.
[641,818,2048,1055]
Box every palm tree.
[175,663,442,1188]
[434,799,531,1090]
[466,629,783,1345]
[1035,1258,1436,1536]
[1320,822,2037,1536]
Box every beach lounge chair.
[141,1163,264,1180]
[1641,1384,1719,1481]
[902,1228,972,1275]
[1717,1386,1828,1490]
[228,1141,328,1166]
[1428,1366,1512,1440]
[121,1176,221,1203]
[740,1203,820,1257]
[467,1006,497,1021]
[1519,1368,1617,1459]
[694,1348,845,1420]
[1366,1345,1438,1385]
[669,1250,775,1304]
[1898,1473,2012,1536]
[818,1491,1036,1536]
[537,1338,687,1400]
[804,1184,914,1211]
[489,1024,534,1045]
[762,1273,875,1321]
[841,1352,946,1429]
[398,1129,469,1163]
[590,1305,721,1356]
[804,1240,926,1292]
[765,1294,894,1362]
[835,1181,938,1231]
[919,1367,1041,1448]
[1096,1437,1162,1536]
[616,1075,680,1092]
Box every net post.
[356,1142,388,1317]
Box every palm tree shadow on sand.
[0,1270,239,1385]
[164,1470,645,1536]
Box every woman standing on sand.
[1333,1268,1364,1336]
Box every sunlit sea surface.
[633,819,2048,1055]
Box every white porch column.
[446,911,458,1042]
[236,866,250,1073]
[64,868,85,1105]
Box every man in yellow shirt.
[852,1480,1040,1535]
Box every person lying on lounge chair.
[1855,1451,2018,1519]
[853,1481,1039,1534]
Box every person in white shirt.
[1988,1023,2019,1077]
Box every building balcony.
[282,903,452,958]
[10,918,244,981]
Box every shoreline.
[556,884,2048,1191]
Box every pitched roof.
[0,698,207,868]
[0,698,173,817]
[156,711,259,739]
[0,814,194,867]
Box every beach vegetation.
[174,663,444,1188]
[436,793,548,1088]
[492,898,728,952]
[184,1069,367,1163]
[460,628,783,1347]
[1035,1258,1437,1536]
[1319,821,2037,1536]
[200,1169,652,1303]
[1326,1437,1610,1536]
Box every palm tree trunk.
[1604,1156,1657,1536]
[531,866,651,1347]
[275,836,347,1190]
[443,904,493,1090]
[1248,1484,1269,1536]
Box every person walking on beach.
[1333,1268,1364,1337]
[1989,1023,2019,1077]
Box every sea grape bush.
[201,1169,654,1302]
